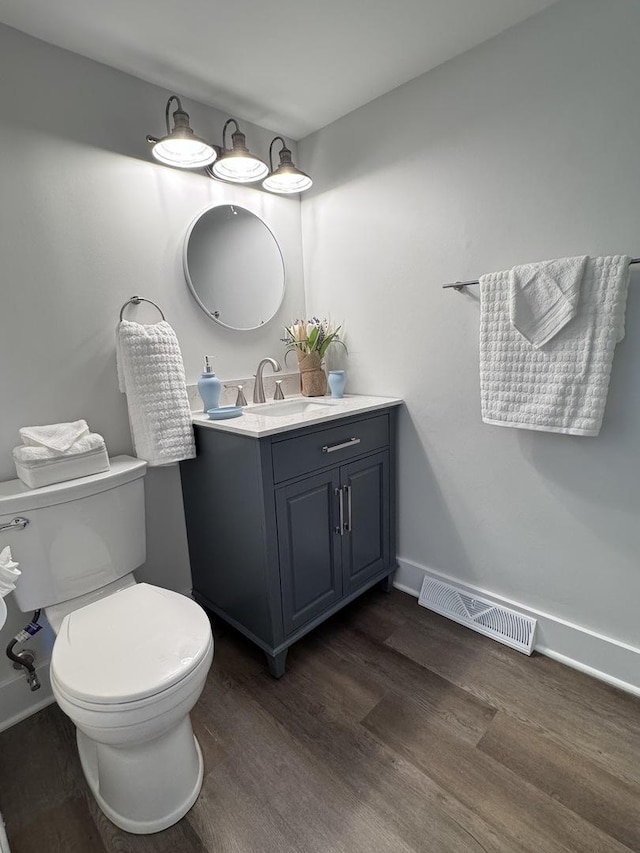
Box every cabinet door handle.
[322,437,360,454]
[343,484,352,532]
[334,487,344,535]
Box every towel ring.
[119,296,166,323]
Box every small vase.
[297,351,327,397]
[328,370,346,398]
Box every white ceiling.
[0,0,557,139]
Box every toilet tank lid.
[0,455,147,514]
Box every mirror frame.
[183,203,286,331]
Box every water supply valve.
[6,611,43,691]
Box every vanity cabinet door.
[276,469,343,635]
[340,451,391,596]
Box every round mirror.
[183,204,285,330]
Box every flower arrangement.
[283,318,346,397]
[282,317,346,359]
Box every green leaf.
[307,326,319,350]
[319,332,348,358]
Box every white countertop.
[192,394,402,438]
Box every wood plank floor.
[1,587,639,853]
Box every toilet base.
[77,716,204,834]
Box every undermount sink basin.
[245,399,335,418]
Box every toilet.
[0,455,213,835]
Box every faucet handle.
[224,384,248,407]
[274,380,285,401]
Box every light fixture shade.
[211,123,268,183]
[147,96,216,169]
[151,134,216,169]
[263,139,312,194]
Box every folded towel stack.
[11,419,110,488]
[0,546,20,598]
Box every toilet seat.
[51,583,212,706]
[51,639,213,717]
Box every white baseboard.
[395,558,640,697]
[0,660,55,733]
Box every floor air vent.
[418,576,536,655]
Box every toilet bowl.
[50,583,213,834]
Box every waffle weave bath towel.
[116,320,196,465]
[479,255,630,436]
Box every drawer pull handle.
[322,437,360,454]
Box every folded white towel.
[116,319,196,466]
[20,419,89,453]
[480,255,630,436]
[510,256,587,348]
[12,433,106,468]
[12,445,110,488]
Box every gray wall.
[300,0,640,651]
[0,24,305,683]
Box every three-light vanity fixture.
[146,95,312,194]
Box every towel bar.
[119,296,166,322]
[443,257,640,290]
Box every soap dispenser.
[197,356,221,412]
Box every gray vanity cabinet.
[180,406,397,677]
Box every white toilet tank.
[0,456,147,612]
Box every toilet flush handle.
[0,517,29,532]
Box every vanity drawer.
[272,414,389,483]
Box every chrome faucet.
[253,357,282,403]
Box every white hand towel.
[480,255,630,436]
[116,319,196,466]
[20,420,89,453]
[0,546,20,597]
[510,255,587,348]
[12,433,107,467]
